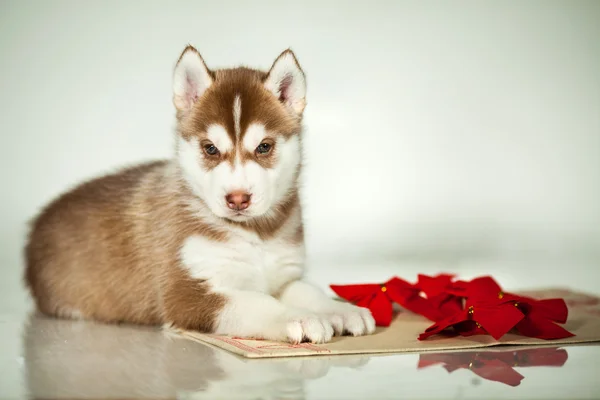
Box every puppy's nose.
[225,191,251,211]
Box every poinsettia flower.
[448,275,504,300]
[329,282,391,326]
[453,279,573,339]
[330,277,409,326]
[499,293,574,340]
[417,273,463,319]
[419,297,524,340]
[417,273,455,297]
[384,277,448,322]
[452,320,489,337]
[331,276,451,326]
[423,276,574,340]
[332,274,574,341]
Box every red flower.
[417,274,463,319]
[448,275,504,300]
[385,277,449,322]
[417,273,455,297]
[419,297,524,340]
[500,293,574,340]
[331,276,453,326]
[332,273,575,341]
[420,276,574,340]
[330,277,403,326]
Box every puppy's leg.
[278,280,376,336]
[214,290,334,344]
[161,275,333,343]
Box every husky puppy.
[24,46,375,343]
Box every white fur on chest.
[179,231,305,294]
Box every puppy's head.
[173,46,306,222]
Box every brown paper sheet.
[180,288,600,358]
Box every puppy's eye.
[256,142,272,155]
[204,144,219,156]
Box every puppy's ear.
[173,45,213,114]
[264,50,306,116]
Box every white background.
[1,1,600,398]
[1,0,599,302]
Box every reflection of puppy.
[24,46,375,344]
[282,355,371,379]
[23,314,224,398]
[186,350,372,400]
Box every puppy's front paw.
[282,314,334,344]
[325,304,376,337]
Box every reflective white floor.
[0,311,598,399]
[2,259,600,399]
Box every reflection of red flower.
[418,352,524,386]
[418,347,568,387]
[492,347,569,367]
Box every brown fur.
[24,161,229,330]
[178,67,302,172]
[24,48,305,331]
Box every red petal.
[354,293,376,309]
[473,302,524,340]
[515,313,575,340]
[418,311,469,340]
[500,294,569,325]
[388,290,444,321]
[330,284,380,303]
[368,292,394,327]
[385,277,417,297]
[436,295,464,317]
[387,276,459,321]
[385,277,445,321]
[418,273,455,297]
[454,320,488,337]
[450,276,502,300]
[468,276,503,299]
[407,297,445,321]
[535,298,569,323]
[384,278,418,304]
